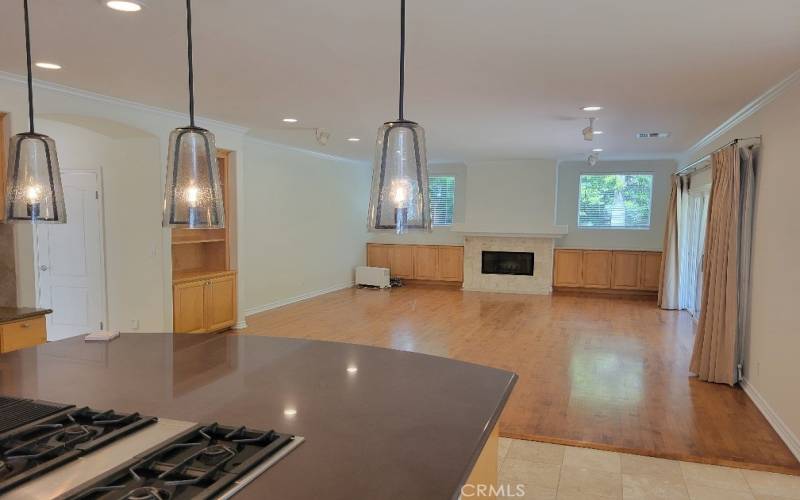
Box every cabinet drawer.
[1,317,46,353]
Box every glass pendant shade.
[367,121,431,233]
[162,126,224,228]
[4,132,66,223]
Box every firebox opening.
[481,251,534,276]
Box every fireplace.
[481,251,534,276]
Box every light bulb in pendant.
[185,184,200,208]
[25,184,42,204]
[24,183,43,219]
[390,178,412,208]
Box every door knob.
[39,265,49,271]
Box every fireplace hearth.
[481,251,534,276]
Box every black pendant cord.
[23,0,35,134]
[398,0,405,121]
[186,0,196,127]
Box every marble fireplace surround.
[456,228,567,295]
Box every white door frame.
[34,167,109,333]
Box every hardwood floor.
[237,285,800,475]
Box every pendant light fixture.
[4,0,66,224]
[367,0,431,234]
[162,0,224,229]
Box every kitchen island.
[0,333,516,499]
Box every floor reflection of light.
[569,349,644,405]
[391,331,416,352]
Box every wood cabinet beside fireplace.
[367,243,464,283]
[554,248,661,294]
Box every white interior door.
[36,170,106,341]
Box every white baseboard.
[243,282,354,318]
[741,377,800,461]
[232,320,248,330]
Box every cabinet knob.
[20,323,30,328]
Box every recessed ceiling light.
[593,130,604,135]
[35,62,61,70]
[347,137,360,142]
[283,408,297,417]
[105,0,145,12]
[592,148,603,152]
[346,366,358,373]
[582,106,604,112]
[282,118,298,123]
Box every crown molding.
[685,68,800,158]
[0,70,249,135]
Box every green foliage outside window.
[578,174,653,228]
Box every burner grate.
[60,423,297,500]
[0,406,156,495]
[0,397,73,434]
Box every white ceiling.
[1,0,799,162]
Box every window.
[429,175,455,226]
[578,173,653,229]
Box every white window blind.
[578,173,653,229]
[429,176,455,226]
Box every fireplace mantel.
[450,224,568,239]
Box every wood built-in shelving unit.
[171,151,237,333]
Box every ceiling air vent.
[636,132,671,139]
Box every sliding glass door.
[679,185,710,317]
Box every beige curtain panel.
[658,175,682,309]
[690,145,740,385]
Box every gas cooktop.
[60,423,299,500]
[0,405,155,494]
[0,398,303,499]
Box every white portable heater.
[356,266,391,288]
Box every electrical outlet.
[130,319,140,331]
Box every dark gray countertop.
[0,332,517,499]
[0,307,52,324]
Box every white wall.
[462,159,559,232]
[555,159,676,250]
[683,77,800,454]
[241,139,371,314]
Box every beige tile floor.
[497,438,800,500]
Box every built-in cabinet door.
[413,246,439,280]
[554,250,582,287]
[639,252,661,291]
[611,251,641,289]
[391,246,415,279]
[174,280,207,333]
[582,250,612,288]
[205,275,237,332]
[367,244,390,269]
[437,246,464,282]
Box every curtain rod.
[676,136,761,176]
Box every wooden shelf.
[172,238,226,246]
[173,269,236,285]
